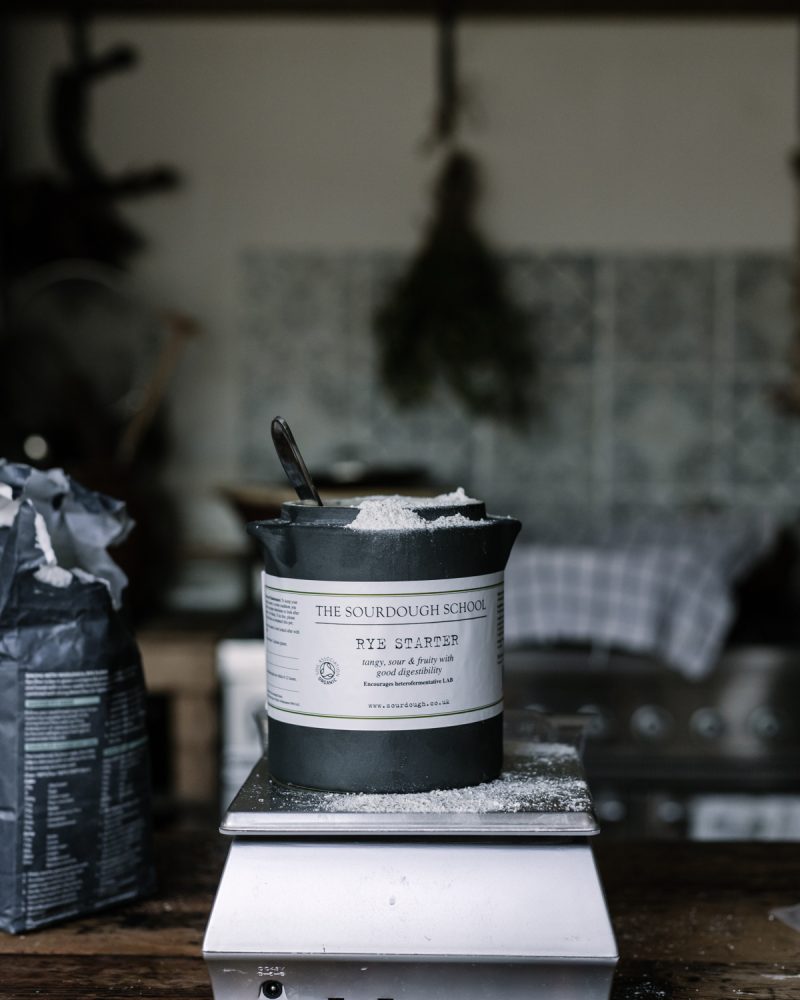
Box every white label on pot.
[262,572,505,731]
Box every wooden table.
[2,830,800,998]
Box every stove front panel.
[206,956,615,1000]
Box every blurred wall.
[7,17,797,546]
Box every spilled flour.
[268,742,590,816]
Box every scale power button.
[261,983,283,999]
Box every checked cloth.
[503,513,776,679]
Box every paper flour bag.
[0,462,155,933]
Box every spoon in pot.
[271,416,324,505]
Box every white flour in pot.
[347,487,486,532]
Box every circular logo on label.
[316,657,340,684]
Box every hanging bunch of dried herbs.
[375,150,534,424]
[374,8,536,427]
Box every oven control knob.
[630,705,674,742]
[594,792,626,823]
[749,706,781,741]
[577,703,612,739]
[690,707,725,741]
[655,797,685,825]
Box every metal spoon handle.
[271,416,323,505]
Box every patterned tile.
[611,372,713,488]
[505,253,597,364]
[236,247,800,527]
[729,379,800,485]
[614,255,715,364]
[239,251,355,475]
[733,255,794,367]
[241,251,348,339]
[354,252,407,431]
[489,369,594,502]
[364,392,475,487]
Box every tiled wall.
[240,250,797,537]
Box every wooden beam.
[9,1,800,20]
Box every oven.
[504,644,800,839]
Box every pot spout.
[247,519,295,576]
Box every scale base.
[205,728,617,999]
[204,839,617,1000]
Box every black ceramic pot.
[247,497,520,793]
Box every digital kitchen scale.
[203,714,618,1000]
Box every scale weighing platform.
[203,715,618,1000]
